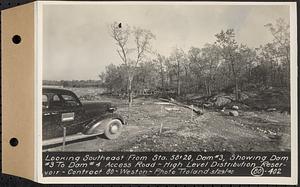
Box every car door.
[42,93,63,140]
[42,92,85,140]
[59,92,85,136]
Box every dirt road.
[46,97,291,152]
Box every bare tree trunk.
[235,76,239,101]
[128,76,133,107]
[160,62,165,96]
[177,60,181,96]
[161,74,165,95]
[204,79,208,96]
[177,79,181,96]
[184,66,189,95]
[230,60,239,101]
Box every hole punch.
[12,35,21,44]
[9,138,19,147]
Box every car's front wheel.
[104,119,123,140]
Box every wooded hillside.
[99,19,290,103]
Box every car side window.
[61,94,80,107]
[51,94,63,107]
[42,94,49,109]
[53,95,60,101]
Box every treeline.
[100,19,290,101]
[43,80,103,88]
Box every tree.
[99,64,127,94]
[169,48,186,96]
[110,22,155,106]
[101,18,289,105]
[200,44,221,96]
[155,54,167,95]
[188,47,204,93]
[236,44,256,90]
[265,18,290,64]
[264,18,290,87]
[135,60,160,91]
[215,29,240,100]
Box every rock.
[142,135,148,139]
[268,134,281,140]
[239,93,249,101]
[232,105,239,110]
[214,97,232,107]
[229,111,239,117]
[267,108,277,112]
[268,130,277,135]
[203,103,212,108]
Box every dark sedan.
[42,88,125,145]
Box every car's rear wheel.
[104,119,123,140]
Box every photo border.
[36,1,298,184]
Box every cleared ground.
[46,91,291,152]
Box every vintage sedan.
[42,87,125,146]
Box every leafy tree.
[200,44,221,96]
[99,64,127,94]
[263,18,290,87]
[215,29,241,100]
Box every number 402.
[268,168,282,175]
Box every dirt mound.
[214,96,232,106]
[188,92,246,108]
[185,87,289,112]
[243,87,290,112]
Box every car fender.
[82,113,125,135]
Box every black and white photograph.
[2,1,297,184]
[42,2,293,153]
[35,1,299,183]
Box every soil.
[45,94,291,152]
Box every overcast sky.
[43,3,290,80]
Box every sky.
[42,3,290,80]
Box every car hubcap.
[110,124,119,134]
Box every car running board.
[42,132,103,147]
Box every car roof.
[43,87,75,94]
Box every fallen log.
[159,98,204,115]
